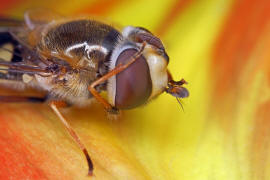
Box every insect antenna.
[176,97,185,112]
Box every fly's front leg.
[88,42,146,114]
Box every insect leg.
[49,101,94,176]
[88,42,146,113]
[0,95,46,103]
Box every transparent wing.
[0,9,64,50]
[0,30,49,84]
[24,8,63,30]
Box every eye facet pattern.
[115,48,152,109]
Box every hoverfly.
[0,9,189,175]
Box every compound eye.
[135,33,165,50]
[115,48,152,109]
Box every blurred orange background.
[0,0,269,179]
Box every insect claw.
[83,149,94,176]
[106,107,119,114]
[88,170,93,176]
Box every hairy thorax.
[31,19,122,105]
[34,69,98,105]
